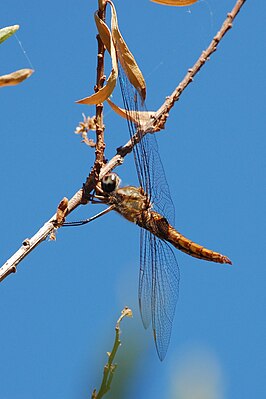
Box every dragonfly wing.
[118,64,175,226]
[119,62,179,359]
[139,228,152,329]
[152,236,180,361]
[142,132,175,226]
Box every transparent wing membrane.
[118,65,175,226]
[119,64,179,359]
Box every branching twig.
[91,307,132,399]
[0,0,246,283]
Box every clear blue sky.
[1,1,265,398]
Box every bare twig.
[94,5,107,175]
[154,0,247,129]
[0,0,246,283]
[83,3,108,199]
[0,189,83,282]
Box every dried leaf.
[107,98,155,124]
[0,25,19,44]
[150,0,198,5]
[76,69,117,105]
[109,1,146,101]
[77,13,118,105]
[56,197,69,225]
[0,68,34,87]
[95,12,111,54]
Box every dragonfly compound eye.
[101,173,120,193]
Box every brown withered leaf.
[76,69,117,105]
[150,0,198,6]
[95,12,111,53]
[56,197,69,225]
[109,1,146,101]
[77,14,118,105]
[107,98,155,124]
[0,68,34,87]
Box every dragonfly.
[65,65,232,361]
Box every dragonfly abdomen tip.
[223,256,232,265]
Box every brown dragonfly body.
[104,183,231,265]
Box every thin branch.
[0,0,246,283]
[94,5,107,174]
[91,307,132,399]
[84,3,108,195]
[154,0,247,129]
[0,190,83,282]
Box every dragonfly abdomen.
[140,211,232,265]
[167,225,232,264]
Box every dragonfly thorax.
[108,185,152,224]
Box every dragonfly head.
[101,173,121,193]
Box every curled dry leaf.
[56,197,69,225]
[0,68,34,87]
[76,69,117,105]
[76,13,118,105]
[95,12,111,54]
[109,0,146,101]
[150,0,198,5]
[0,25,19,44]
[77,3,146,105]
[107,98,155,124]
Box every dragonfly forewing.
[118,64,175,226]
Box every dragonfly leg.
[90,194,107,203]
[62,205,115,227]
[94,184,105,196]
